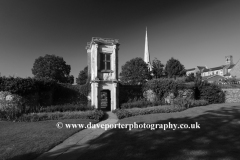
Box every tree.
[120,57,151,85]
[165,57,186,78]
[151,58,164,79]
[76,66,88,85]
[32,54,74,84]
[186,73,195,82]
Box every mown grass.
[0,119,98,160]
[77,103,240,160]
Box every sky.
[1,0,240,82]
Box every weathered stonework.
[143,89,194,104]
[230,59,240,78]
[143,90,157,102]
[86,37,120,111]
[222,88,240,103]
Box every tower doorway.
[100,90,111,111]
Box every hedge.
[113,105,186,119]
[78,83,91,97]
[17,110,104,122]
[0,77,89,106]
[114,99,209,119]
[119,84,143,105]
[53,83,88,105]
[194,81,225,104]
[143,78,194,100]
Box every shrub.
[78,83,91,97]
[113,109,132,119]
[113,105,186,119]
[195,81,225,104]
[0,92,25,120]
[0,77,89,106]
[119,84,143,105]
[0,77,56,96]
[120,98,164,109]
[15,109,104,122]
[53,83,88,105]
[144,79,195,101]
[39,104,94,112]
[174,77,187,84]
[216,83,240,89]
[114,98,209,119]
[143,78,178,100]
[172,97,191,109]
[172,98,209,109]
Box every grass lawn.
[0,119,98,160]
[77,103,240,160]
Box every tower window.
[100,53,111,71]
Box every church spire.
[144,27,152,71]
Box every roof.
[86,37,120,50]
[186,68,195,72]
[197,66,206,70]
[203,65,225,72]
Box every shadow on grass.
[7,105,240,160]
[77,105,240,160]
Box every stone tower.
[225,55,233,65]
[144,28,152,71]
[86,37,119,111]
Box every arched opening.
[100,90,111,111]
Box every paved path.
[36,112,118,160]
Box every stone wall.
[222,88,240,103]
[143,89,194,104]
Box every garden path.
[35,111,118,160]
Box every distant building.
[186,66,207,76]
[186,55,240,83]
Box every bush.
[174,77,187,84]
[143,79,178,100]
[53,83,88,105]
[195,81,225,104]
[120,98,164,109]
[119,84,143,105]
[114,98,209,119]
[143,79,195,101]
[78,83,91,97]
[0,97,95,121]
[39,104,94,112]
[113,105,186,119]
[0,92,25,120]
[172,98,209,109]
[15,109,104,122]
[113,109,132,119]
[216,83,240,89]
[0,77,89,107]
[0,77,56,96]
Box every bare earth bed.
[0,119,98,160]
[77,103,240,160]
